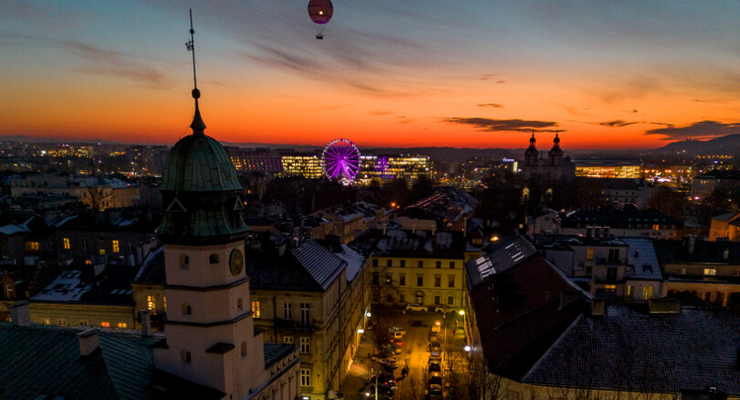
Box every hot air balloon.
[307,0,333,40]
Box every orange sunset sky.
[2,1,740,150]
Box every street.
[341,309,468,400]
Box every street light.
[464,345,472,352]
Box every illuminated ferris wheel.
[322,138,361,181]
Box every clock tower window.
[182,304,192,315]
[209,254,220,264]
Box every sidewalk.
[341,332,375,400]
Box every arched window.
[237,297,244,310]
[180,254,189,269]
[181,349,191,363]
[182,304,192,315]
[209,253,220,264]
[241,341,247,358]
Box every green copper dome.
[156,103,248,245]
[160,109,241,192]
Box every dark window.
[418,260,424,268]
[417,275,423,286]
[400,260,406,268]
[435,261,441,269]
[209,254,220,264]
[372,259,378,267]
[387,260,393,267]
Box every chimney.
[590,299,605,316]
[139,310,152,337]
[382,222,387,235]
[432,224,436,236]
[723,247,729,260]
[10,300,31,327]
[77,328,100,356]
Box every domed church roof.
[160,107,241,193]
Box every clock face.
[229,249,244,276]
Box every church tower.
[152,14,266,398]
[524,131,539,166]
[549,132,563,166]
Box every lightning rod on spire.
[187,8,200,99]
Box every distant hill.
[650,134,740,156]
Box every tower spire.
[187,8,205,136]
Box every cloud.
[599,120,637,128]
[645,120,740,140]
[443,117,559,132]
[371,110,392,116]
[480,74,498,81]
[477,103,504,108]
[2,32,171,89]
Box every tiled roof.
[351,229,467,259]
[291,240,346,290]
[523,307,740,395]
[31,264,138,306]
[134,246,166,284]
[622,238,662,281]
[467,252,590,380]
[263,343,297,368]
[0,324,223,400]
[246,239,346,292]
[654,239,740,265]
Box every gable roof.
[467,247,590,380]
[246,239,346,292]
[0,324,223,400]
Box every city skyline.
[3,1,740,150]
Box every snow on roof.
[335,244,367,282]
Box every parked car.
[428,332,440,342]
[428,359,441,377]
[433,305,456,313]
[378,358,399,368]
[374,372,397,388]
[428,377,443,397]
[429,342,441,358]
[390,338,403,347]
[388,327,406,338]
[363,383,394,400]
[383,343,402,355]
[405,303,428,312]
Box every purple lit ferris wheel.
[322,138,361,181]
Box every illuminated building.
[573,158,643,178]
[359,154,431,181]
[642,164,694,186]
[280,153,324,178]
[225,146,282,174]
[690,170,740,202]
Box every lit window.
[41,318,51,325]
[704,268,717,276]
[147,295,156,313]
[301,369,311,386]
[642,286,654,300]
[63,238,70,250]
[117,322,127,328]
[101,321,111,328]
[300,337,311,354]
[626,286,633,298]
[586,248,594,261]
[252,301,261,318]
[25,242,39,251]
[112,240,120,253]
[284,336,294,344]
[85,259,92,265]
[99,249,106,256]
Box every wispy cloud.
[2,32,172,89]
[443,117,558,132]
[371,110,392,116]
[599,120,637,128]
[477,103,504,108]
[645,120,740,140]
